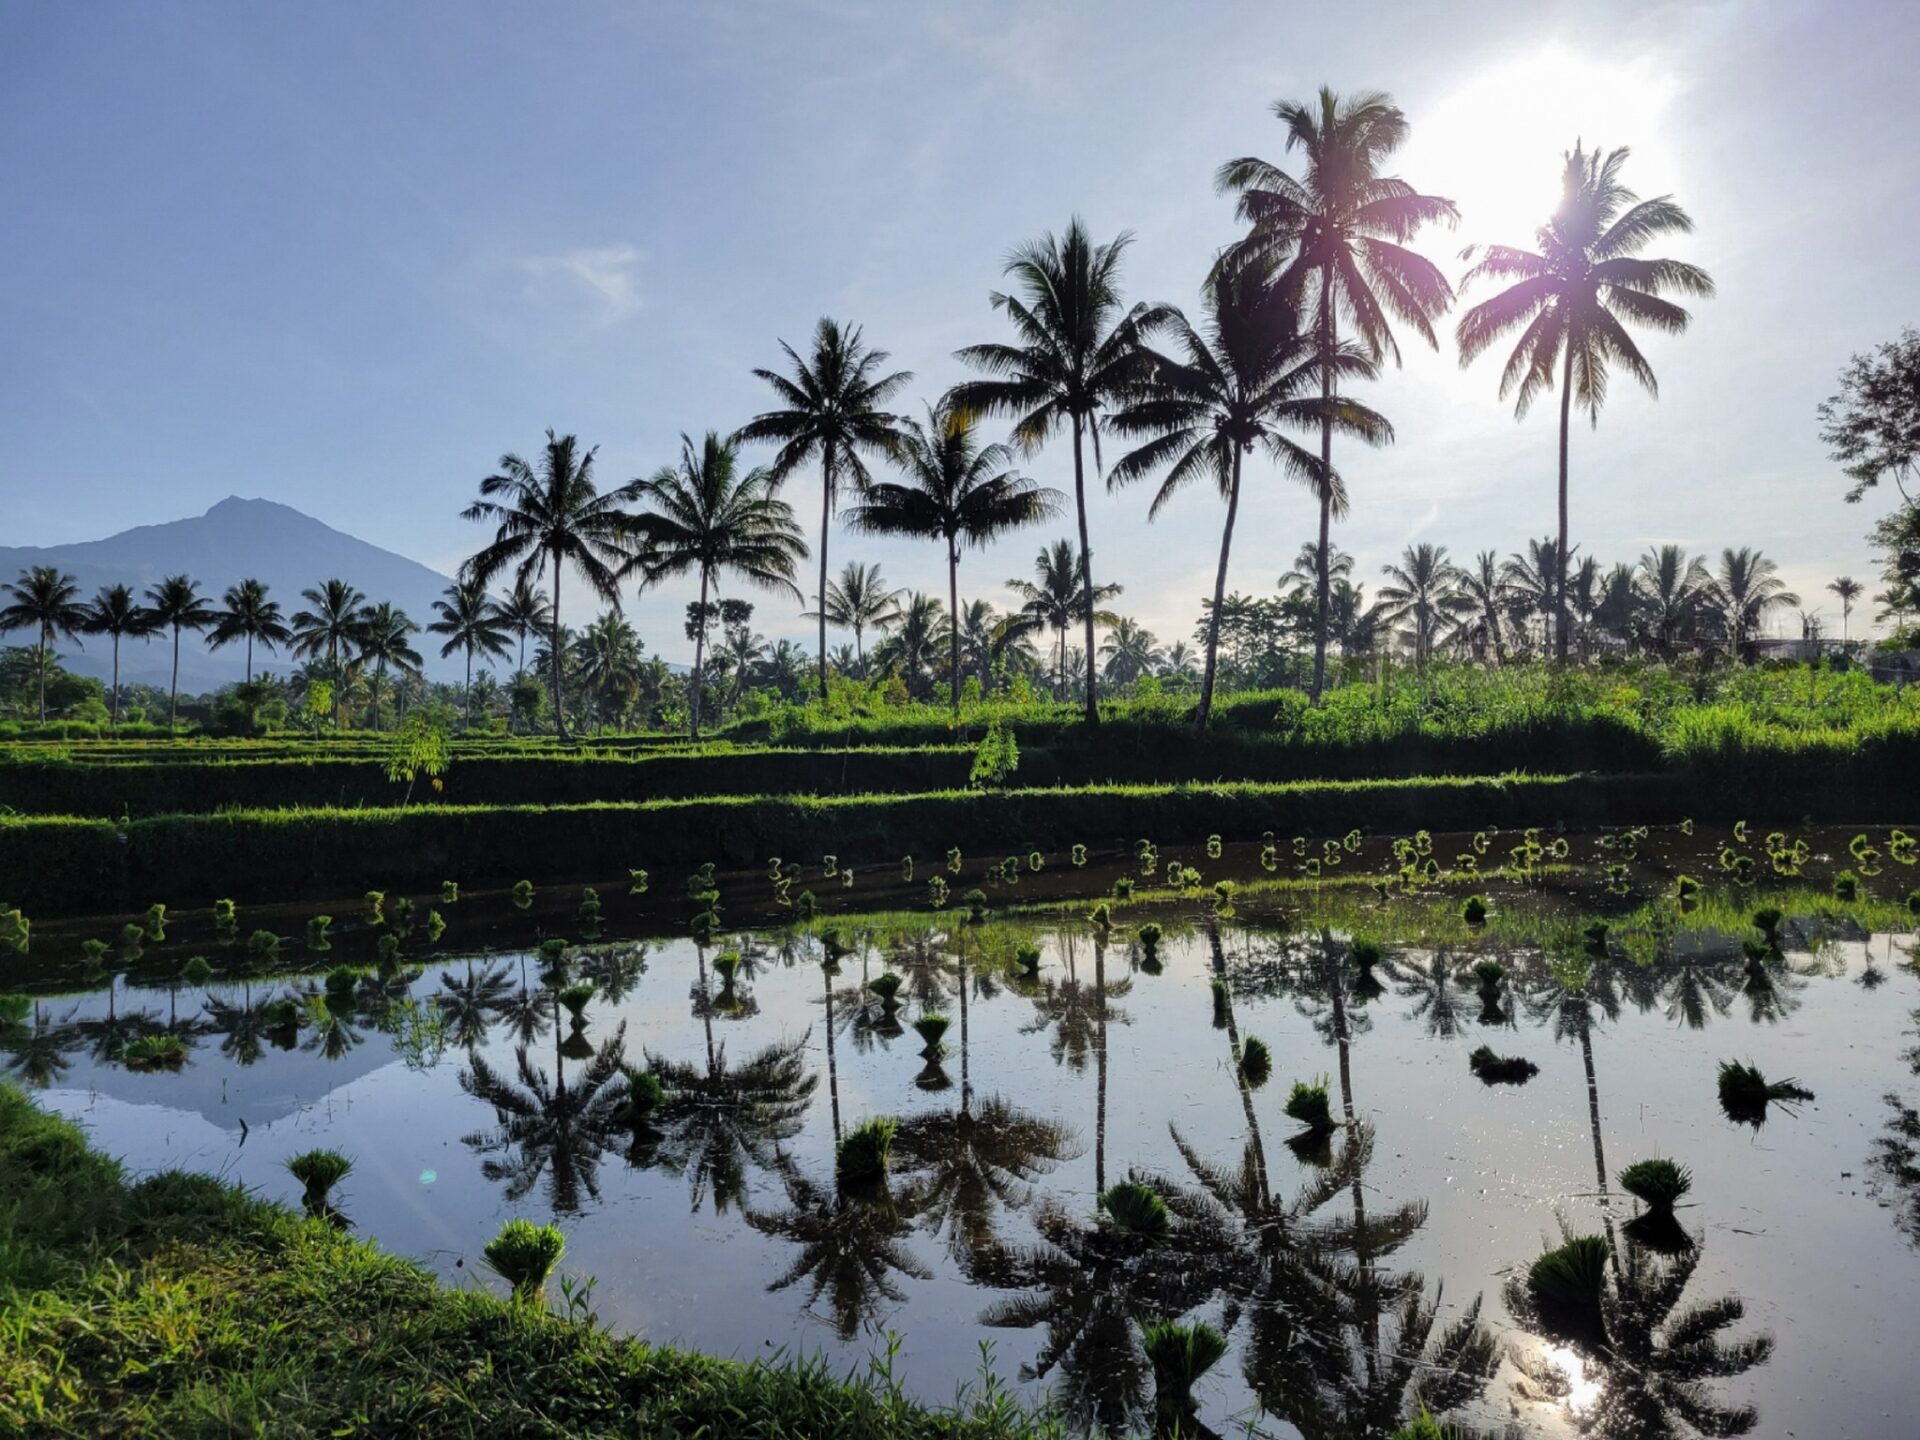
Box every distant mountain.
[0,497,463,689]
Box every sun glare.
[1407,44,1686,251]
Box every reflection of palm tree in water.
[1022,928,1129,1194]
[744,1162,930,1341]
[1520,951,1623,1239]
[639,1035,816,1214]
[458,1016,629,1214]
[2,1000,80,1088]
[437,959,513,1050]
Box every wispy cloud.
[516,245,646,323]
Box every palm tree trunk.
[1196,447,1243,730]
[817,446,834,703]
[689,568,709,740]
[823,964,842,1145]
[549,548,570,740]
[1311,285,1335,701]
[36,634,48,722]
[169,625,181,732]
[329,638,342,729]
[245,632,254,686]
[110,634,121,729]
[1094,934,1108,1196]
[464,646,474,729]
[1580,1015,1615,1246]
[1207,920,1270,1209]
[946,536,961,712]
[1555,344,1573,662]
[1071,415,1099,726]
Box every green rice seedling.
[1674,874,1700,901]
[264,998,300,1032]
[1213,880,1236,909]
[1210,977,1230,1027]
[835,1116,897,1186]
[1206,834,1223,860]
[390,896,415,930]
[768,857,784,880]
[248,929,280,960]
[510,879,534,909]
[441,880,459,904]
[1014,942,1043,974]
[841,867,854,888]
[1088,901,1112,930]
[365,890,385,922]
[1461,894,1489,925]
[1026,850,1043,872]
[912,1012,951,1059]
[123,1033,187,1071]
[1349,937,1383,969]
[797,889,818,919]
[927,876,949,910]
[484,1218,566,1303]
[119,921,145,950]
[324,965,360,997]
[868,971,904,1011]
[964,889,988,923]
[1472,959,1505,993]
[1718,1059,1814,1124]
[1239,1036,1272,1087]
[628,867,649,894]
[286,1148,353,1215]
[1071,844,1087,867]
[822,854,838,878]
[1285,1077,1334,1135]
[0,994,30,1026]
[577,887,601,925]
[1583,919,1611,952]
[1618,1158,1693,1214]
[1734,819,1749,843]
[213,897,237,925]
[819,927,851,961]
[1100,1180,1169,1238]
[1112,877,1135,899]
[623,1067,664,1124]
[558,982,593,1025]
[1889,828,1917,865]
[1472,829,1491,854]
[999,855,1019,882]
[901,854,914,881]
[1344,828,1363,853]
[1527,1235,1611,1342]
[711,951,741,993]
[1136,922,1162,956]
[1833,869,1860,901]
[1604,862,1631,895]
[142,902,168,942]
[537,937,569,973]
[305,915,332,951]
[1680,817,1695,835]
[426,909,446,942]
[181,956,213,984]
[80,937,110,972]
[1469,1046,1538,1084]
[1141,1317,1228,1426]
[375,933,400,967]
[1907,888,1920,916]
[691,888,722,933]
[1260,845,1279,872]
[946,847,963,874]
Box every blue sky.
[4,0,1917,660]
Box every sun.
[1404,44,1688,252]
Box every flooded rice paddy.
[8,823,1920,1438]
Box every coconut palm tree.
[1163,640,1198,680]
[1827,575,1863,649]
[290,578,368,728]
[1218,88,1457,700]
[1709,547,1800,659]
[460,430,643,741]
[206,578,291,686]
[1502,537,1577,652]
[735,318,912,701]
[496,574,551,678]
[623,431,808,739]
[141,574,215,732]
[0,567,87,722]
[1376,544,1468,670]
[1633,546,1711,658]
[1006,539,1122,701]
[845,399,1062,710]
[952,219,1168,725]
[812,561,902,675]
[1448,550,1513,664]
[428,577,513,724]
[1112,260,1389,725]
[1457,143,1713,659]
[1097,617,1166,686]
[573,610,644,729]
[81,583,156,727]
[869,591,947,700]
[355,601,421,731]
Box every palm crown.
[81,582,156,727]
[1,566,88,722]
[142,573,216,731]
[207,578,291,685]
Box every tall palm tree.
[846,399,1061,710]
[1634,546,1711,658]
[1112,260,1389,725]
[812,561,902,675]
[573,610,643,729]
[1218,87,1457,700]
[428,577,513,724]
[869,591,947,700]
[735,318,912,701]
[496,574,551,678]
[1005,539,1122,701]
[1376,543,1468,670]
[461,430,642,741]
[623,431,807,739]
[81,583,156,727]
[206,578,291,685]
[355,602,421,731]
[291,578,367,728]
[1449,550,1513,663]
[1457,143,1714,659]
[142,574,215,732]
[1097,617,1166,685]
[1,567,88,722]
[1710,547,1800,659]
[1827,575,1863,649]
[1503,537,1577,652]
[952,219,1167,725]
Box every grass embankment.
[0,772,1680,911]
[0,1084,1060,1438]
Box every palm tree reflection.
[459,1020,629,1213]
[638,1036,816,1214]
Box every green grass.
[0,1083,1061,1437]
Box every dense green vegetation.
[0,1083,1065,1437]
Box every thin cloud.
[517,245,646,323]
